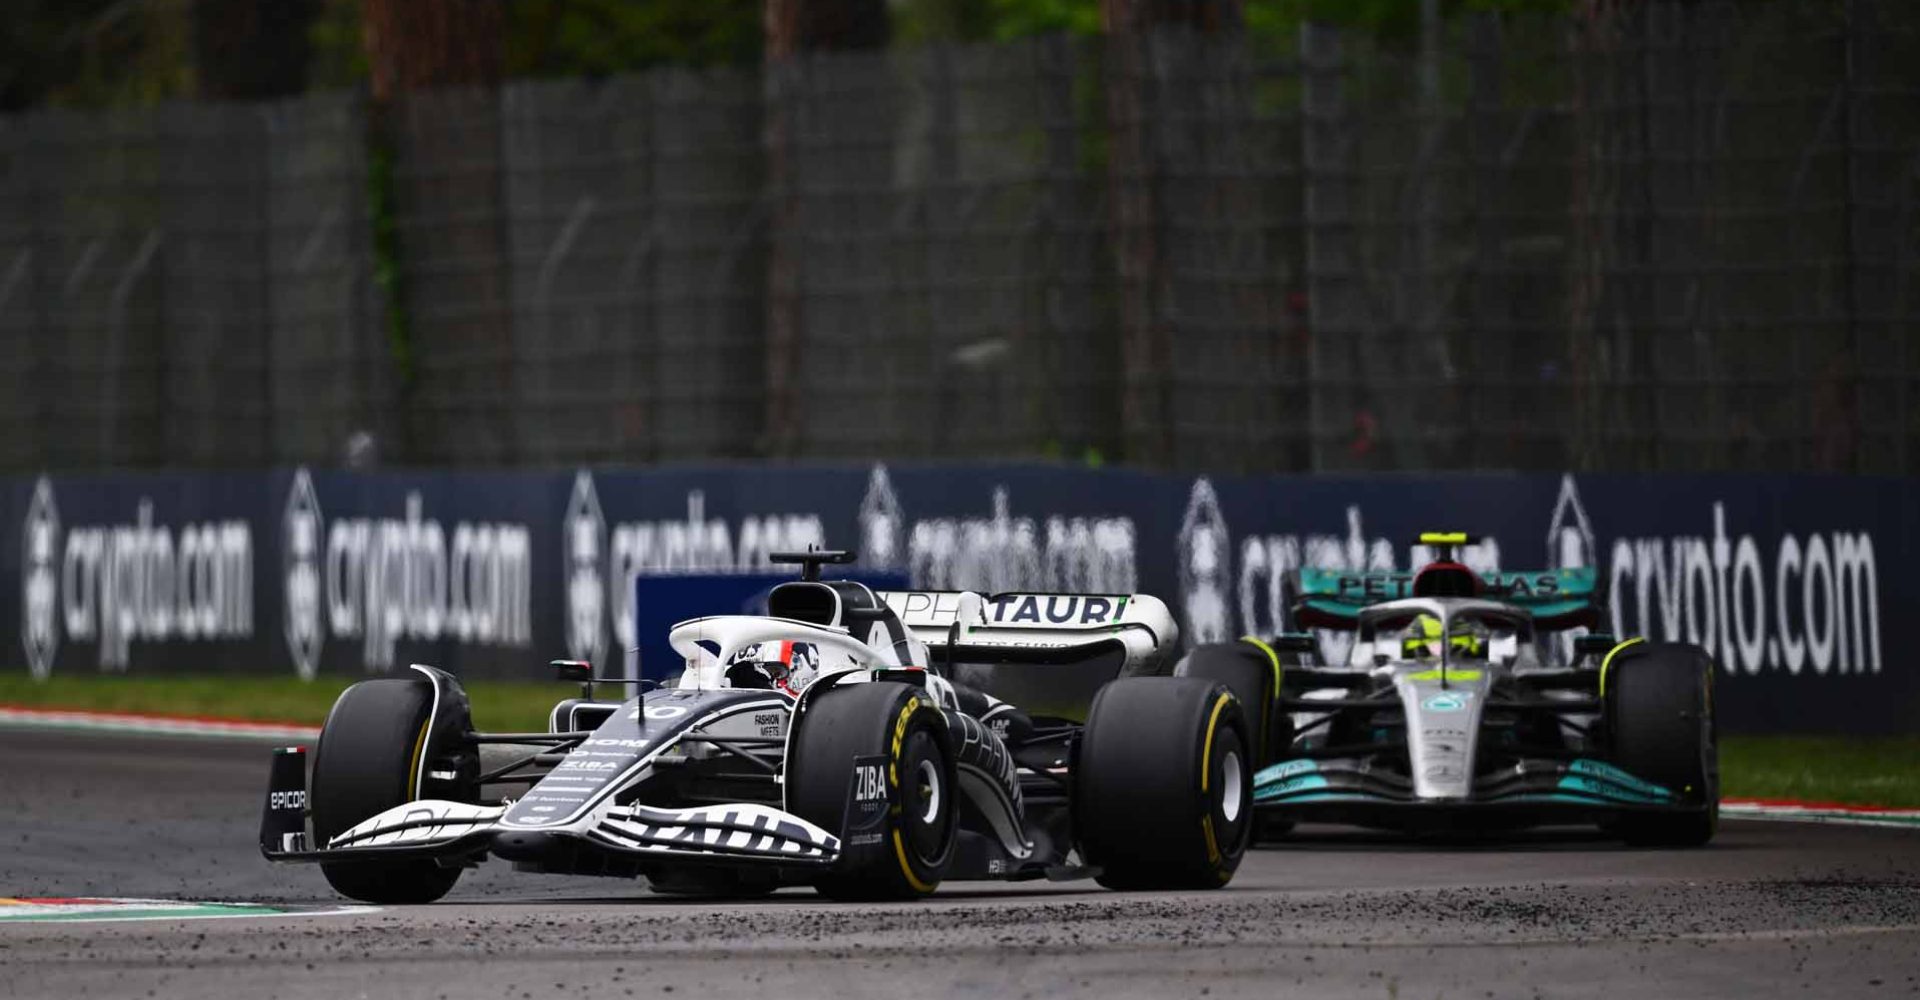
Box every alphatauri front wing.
[260,747,840,869]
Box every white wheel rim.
[1219,749,1244,824]
[915,758,943,824]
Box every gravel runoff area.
[1,727,1917,1000]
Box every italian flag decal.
[0,897,373,923]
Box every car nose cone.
[490,830,559,862]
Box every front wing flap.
[1254,756,1686,811]
[588,803,839,862]
[260,747,839,868]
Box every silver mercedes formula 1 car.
[261,550,1252,902]
[1176,533,1718,846]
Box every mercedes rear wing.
[1292,567,1605,631]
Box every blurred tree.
[1102,0,1241,32]
[1248,0,1576,50]
[0,0,194,111]
[981,0,1102,39]
[357,0,510,462]
[193,0,318,98]
[506,0,761,75]
[361,0,503,100]
[765,0,890,56]
[313,0,764,87]
[1102,0,1243,466]
[0,0,1598,114]
[762,0,892,456]
[889,0,1580,48]
[308,0,369,89]
[890,0,995,44]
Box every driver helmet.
[1400,613,1490,660]
[724,641,820,696]
[1448,617,1490,660]
[1401,614,1443,659]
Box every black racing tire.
[1605,642,1719,847]
[1175,641,1289,768]
[1076,677,1252,890]
[786,681,957,901]
[311,679,463,904]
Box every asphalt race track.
[2,728,1918,1000]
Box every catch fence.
[0,0,1913,473]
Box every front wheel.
[1605,641,1718,847]
[785,681,957,900]
[1076,677,1252,890]
[311,678,464,903]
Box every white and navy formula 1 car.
[1176,533,1717,846]
[261,550,1251,902]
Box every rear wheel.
[311,679,464,903]
[1076,677,1251,890]
[786,681,956,900]
[1605,642,1718,847]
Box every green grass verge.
[3,674,1917,807]
[1720,736,1920,809]
[0,673,571,734]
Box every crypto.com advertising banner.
[1,466,1907,733]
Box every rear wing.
[880,590,1179,722]
[1291,567,1604,631]
[879,590,1177,664]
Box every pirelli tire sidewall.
[1075,676,1252,890]
[786,680,957,900]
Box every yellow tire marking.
[891,829,937,894]
[1199,692,1232,865]
[888,696,918,788]
[1598,637,1647,698]
[406,716,431,801]
[888,695,935,893]
[1200,692,1230,793]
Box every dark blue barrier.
[1,465,1907,734]
[628,570,909,683]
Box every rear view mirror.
[552,659,596,699]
